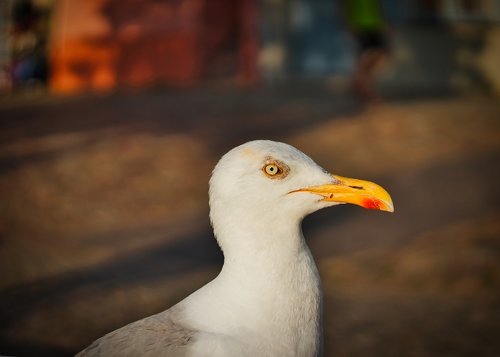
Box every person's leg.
[354,49,386,103]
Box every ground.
[0,86,499,356]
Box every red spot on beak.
[362,198,382,210]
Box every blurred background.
[1,0,500,356]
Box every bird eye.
[264,164,280,176]
[262,159,289,179]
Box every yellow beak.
[294,175,394,212]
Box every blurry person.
[10,0,49,89]
[342,0,389,103]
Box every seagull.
[76,140,393,357]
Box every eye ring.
[264,163,280,176]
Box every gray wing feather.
[76,310,195,357]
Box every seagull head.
[209,140,393,251]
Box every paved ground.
[0,86,499,356]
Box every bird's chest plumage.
[270,254,322,357]
[237,251,323,357]
[185,249,323,357]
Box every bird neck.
[212,206,307,270]
[209,217,323,356]
[185,207,323,355]
[211,205,322,310]
[217,227,320,298]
